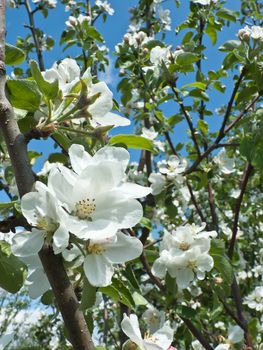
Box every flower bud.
[136,31,146,44]
[124,34,130,44]
[238,29,250,41]
[142,47,149,55]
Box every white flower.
[228,325,244,344]
[150,46,171,66]
[11,246,50,299]
[20,182,70,254]
[65,14,90,28]
[43,58,130,128]
[83,231,143,286]
[152,224,216,289]
[149,173,166,195]
[48,145,151,241]
[141,127,158,140]
[0,333,13,350]
[43,58,81,94]
[121,313,174,350]
[214,149,235,174]
[142,306,166,333]
[32,0,57,8]
[95,0,114,15]
[192,0,217,5]
[244,286,263,312]
[158,8,171,31]
[158,156,187,179]
[243,25,263,41]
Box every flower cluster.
[152,223,217,289]
[36,58,129,130]
[12,145,151,296]
[238,25,263,42]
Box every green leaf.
[5,43,26,66]
[219,40,241,52]
[205,25,217,46]
[7,79,42,112]
[109,135,154,152]
[176,52,199,65]
[84,26,103,42]
[189,89,209,101]
[197,120,209,135]
[0,240,27,293]
[30,60,59,100]
[216,8,237,22]
[99,278,135,310]
[80,277,97,310]
[182,82,206,90]
[212,254,233,285]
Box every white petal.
[21,191,40,225]
[27,268,50,299]
[94,195,143,229]
[93,146,130,171]
[93,112,130,127]
[68,144,92,174]
[104,231,143,263]
[174,268,194,289]
[121,314,144,349]
[69,218,119,241]
[88,81,113,118]
[153,322,174,349]
[152,257,167,279]
[12,229,44,257]
[83,254,114,287]
[118,182,152,199]
[53,224,69,254]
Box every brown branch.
[0,216,29,233]
[186,181,206,222]
[228,162,253,259]
[23,0,45,71]
[184,96,259,175]
[164,131,179,156]
[171,85,201,158]
[181,317,213,350]
[0,5,95,350]
[140,251,165,292]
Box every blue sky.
[6,1,243,173]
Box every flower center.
[75,198,96,220]
[187,259,198,269]
[87,243,105,255]
[37,217,58,233]
[179,242,190,251]
[144,331,157,343]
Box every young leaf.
[109,135,154,152]
[5,43,26,66]
[30,60,59,100]
[7,79,42,112]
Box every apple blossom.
[244,286,263,312]
[121,313,174,350]
[47,144,151,240]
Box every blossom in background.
[244,286,263,312]
[158,8,171,31]
[142,305,166,333]
[149,173,166,195]
[158,155,187,179]
[65,14,90,28]
[192,0,218,5]
[32,0,57,8]
[152,224,216,289]
[43,58,130,128]
[95,0,114,15]
[48,144,151,240]
[214,149,235,175]
[121,313,174,350]
[238,25,263,41]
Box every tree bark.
[0,3,95,349]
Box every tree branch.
[181,317,213,350]
[0,5,95,349]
